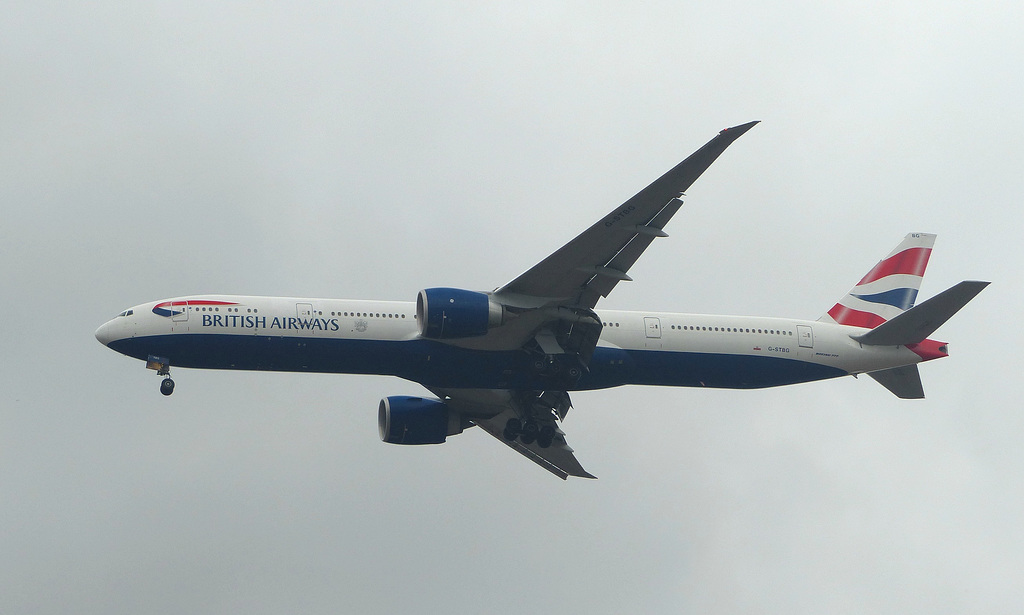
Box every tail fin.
[819,233,936,329]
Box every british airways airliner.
[95,122,988,479]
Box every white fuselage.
[96,294,937,392]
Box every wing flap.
[578,197,683,305]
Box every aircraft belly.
[113,333,850,391]
[111,334,548,389]
[594,348,848,389]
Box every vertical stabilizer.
[820,233,936,329]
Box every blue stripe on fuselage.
[108,334,847,391]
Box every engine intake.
[378,396,464,445]
[416,287,503,339]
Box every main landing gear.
[147,354,175,396]
[501,392,570,449]
[504,418,556,448]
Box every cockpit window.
[117,309,134,317]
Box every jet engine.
[416,287,503,339]
[378,396,465,445]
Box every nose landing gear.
[147,355,175,396]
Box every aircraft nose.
[95,319,118,346]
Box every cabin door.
[644,317,662,339]
[797,325,814,348]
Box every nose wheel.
[147,355,175,396]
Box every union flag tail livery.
[820,233,935,329]
[95,123,990,479]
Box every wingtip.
[720,120,760,136]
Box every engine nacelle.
[378,396,464,445]
[416,287,503,339]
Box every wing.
[496,121,758,309]
[435,388,595,479]
[421,125,758,479]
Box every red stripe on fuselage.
[857,248,932,286]
[155,300,239,308]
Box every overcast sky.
[3,2,1023,613]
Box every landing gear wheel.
[503,418,522,441]
[538,425,555,449]
[520,421,539,445]
[160,378,175,396]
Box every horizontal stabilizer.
[868,365,925,399]
[852,280,989,346]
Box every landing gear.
[504,417,544,446]
[147,354,175,396]
[503,418,522,441]
[520,421,539,445]
[531,353,586,387]
[501,394,564,449]
[538,425,555,449]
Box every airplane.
[95,121,988,479]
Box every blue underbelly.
[109,334,847,391]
